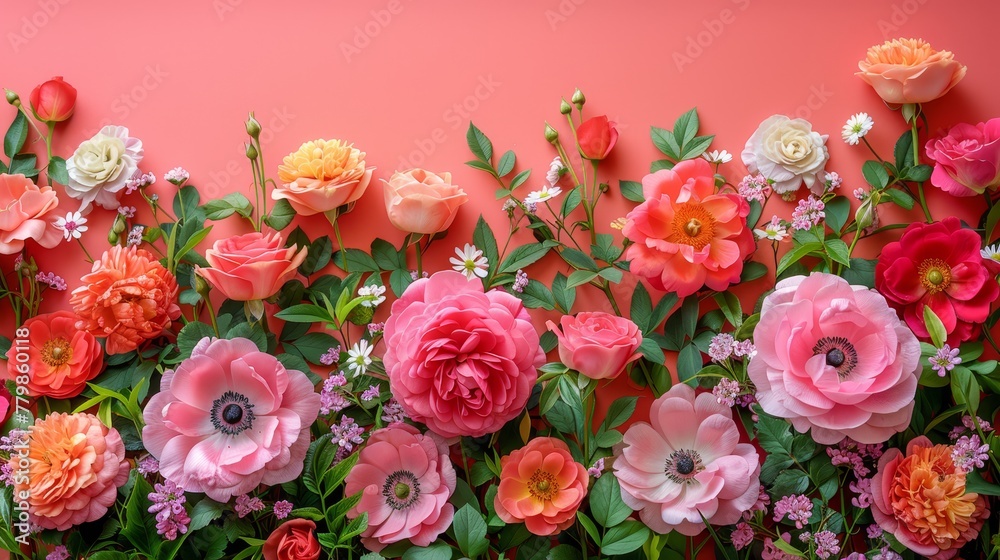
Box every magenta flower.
[142,337,320,501]
[614,384,760,536]
[345,424,456,551]
[748,273,921,445]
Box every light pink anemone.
[748,273,921,445]
[142,337,320,501]
[614,384,760,536]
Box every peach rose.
[263,519,322,560]
[383,169,468,234]
[196,231,308,302]
[274,139,373,216]
[13,413,129,531]
[546,312,642,380]
[0,173,61,254]
[71,246,181,355]
[857,38,966,105]
[5,311,103,398]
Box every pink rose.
[546,312,642,380]
[0,173,61,254]
[196,231,308,301]
[748,273,921,445]
[382,270,544,438]
[925,119,1000,196]
[383,169,468,234]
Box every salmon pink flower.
[623,158,754,297]
[274,139,373,216]
[614,384,760,536]
[495,437,588,536]
[577,116,619,160]
[875,217,1000,344]
[142,337,320,501]
[0,173,62,254]
[857,38,966,105]
[5,311,102,398]
[263,519,322,560]
[748,273,921,445]
[195,231,308,302]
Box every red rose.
[577,116,618,160]
[29,76,77,123]
[263,519,321,560]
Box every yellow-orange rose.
[857,38,966,105]
[383,169,468,234]
[273,139,373,216]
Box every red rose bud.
[29,76,77,123]
[577,116,618,160]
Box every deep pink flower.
[345,424,456,551]
[748,273,920,445]
[925,119,1000,196]
[142,337,320,501]
[546,312,642,380]
[614,384,760,536]
[382,270,543,438]
[577,116,619,160]
[623,159,754,297]
[875,217,999,344]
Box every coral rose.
[142,337,320,502]
[925,118,1000,197]
[65,125,143,210]
[5,311,102,398]
[12,413,129,531]
[748,273,921,445]
[382,270,544,438]
[875,217,999,344]
[857,38,966,105]
[546,312,642,380]
[29,76,77,123]
[614,384,760,536]
[346,424,456,551]
[71,245,181,355]
[623,158,754,297]
[741,115,830,195]
[382,169,468,234]
[871,436,988,560]
[577,116,619,160]
[274,139,373,216]
[195,231,308,302]
[263,519,322,560]
[0,173,61,254]
[495,437,588,536]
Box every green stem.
[254,138,269,225]
[911,115,933,222]
[249,151,263,231]
[76,237,94,263]
[414,236,424,277]
[331,211,348,273]
[44,122,54,183]
[554,140,581,187]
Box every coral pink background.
[3,0,1000,554]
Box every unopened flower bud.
[598,182,609,193]
[855,191,881,231]
[108,231,119,245]
[560,99,572,115]
[544,123,559,144]
[245,114,261,139]
[5,90,20,107]
[195,274,211,297]
[245,143,258,160]
[571,88,586,109]
[112,217,127,234]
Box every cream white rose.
[741,115,829,195]
[66,125,143,210]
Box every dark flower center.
[825,348,845,367]
[383,471,420,510]
[665,449,704,484]
[210,391,255,435]
[813,337,859,379]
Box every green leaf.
[576,511,601,545]
[176,321,215,359]
[907,164,932,183]
[47,155,69,185]
[566,270,599,289]
[862,160,890,189]
[453,504,488,558]
[275,304,334,324]
[188,499,226,531]
[590,474,633,527]
[300,236,333,276]
[509,169,531,190]
[951,366,980,413]
[602,397,638,431]
[173,185,202,220]
[777,241,824,275]
[842,257,877,288]
[466,122,493,163]
[650,159,674,172]
[227,322,267,351]
[894,130,914,169]
[680,295,699,338]
[121,474,160,557]
[676,343,703,386]
[620,180,644,202]
[824,196,850,234]
[600,520,650,555]
[517,279,555,310]
[499,243,549,274]
[923,305,948,348]
[598,267,623,284]
[401,541,453,560]
[497,150,515,177]
[772,469,810,496]
[825,239,851,266]
[333,248,379,272]
[515,537,550,560]
[265,198,296,230]
[650,126,680,159]
[472,216,499,272]
[639,337,665,365]
[466,159,497,175]
[561,185,583,217]
[713,292,742,329]
[175,225,213,263]
[755,411,794,455]
[883,188,915,210]
[290,332,341,364]
[672,107,700,145]
[551,272,575,313]
[966,471,1000,496]
[679,135,714,160]
[9,153,37,177]
[630,283,653,332]
[4,111,27,158]
[371,238,404,271]
[203,193,254,220]
[561,247,598,271]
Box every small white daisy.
[842,113,874,145]
[54,211,88,241]
[982,244,1000,263]
[346,339,373,377]
[753,215,789,241]
[524,185,563,205]
[449,243,489,280]
[702,149,733,164]
[358,284,387,308]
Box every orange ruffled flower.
[5,311,103,398]
[12,413,129,531]
[495,437,588,536]
[871,436,989,560]
[70,245,181,355]
[274,139,373,216]
[857,38,966,105]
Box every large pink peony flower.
[614,384,760,536]
[748,273,921,445]
[142,337,320,501]
[925,118,1000,197]
[875,217,999,344]
[623,158,754,298]
[345,424,456,551]
[382,270,544,438]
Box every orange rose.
[70,246,181,355]
[857,38,966,105]
[5,311,103,398]
[274,139,373,216]
[263,519,322,560]
[383,169,468,234]
[196,231,308,301]
[0,173,61,254]
[12,413,129,531]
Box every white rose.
[741,115,829,195]
[66,125,143,210]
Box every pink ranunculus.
[345,424,456,551]
[495,437,588,536]
[622,158,754,298]
[382,270,544,438]
[925,118,1000,197]
[141,337,320,502]
[748,273,921,445]
[0,173,61,254]
[195,231,308,302]
[614,384,760,536]
[546,312,642,380]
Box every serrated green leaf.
[4,111,27,158]
[650,126,680,160]
[47,155,69,185]
[265,198,296,230]
[499,243,549,274]
[497,150,515,177]
[862,160,890,189]
[466,122,493,163]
